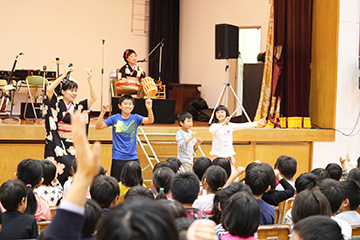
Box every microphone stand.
[138,38,164,82]
[101,39,105,108]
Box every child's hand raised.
[102,103,110,113]
[145,99,153,109]
[197,138,203,144]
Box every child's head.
[166,157,183,173]
[177,112,193,129]
[120,161,143,187]
[221,192,259,238]
[40,160,57,186]
[153,162,176,173]
[213,105,229,123]
[338,180,360,211]
[90,175,120,209]
[124,186,154,200]
[202,166,227,193]
[82,199,102,238]
[158,200,187,219]
[193,157,212,181]
[97,198,178,240]
[212,157,231,180]
[16,158,43,215]
[318,179,345,214]
[171,172,200,204]
[152,167,175,200]
[291,188,331,224]
[244,165,271,196]
[295,173,319,194]
[274,155,297,179]
[311,168,330,181]
[348,167,360,183]
[325,163,342,181]
[212,182,253,224]
[260,163,276,191]
[0,179,27,212]
[293,216,344,240]
[117,95,135,113]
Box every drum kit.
[109,70,160,98]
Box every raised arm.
[142,99,154,124]
[46,68,72,100]
[95,103,110,130]
[86,68,97,108]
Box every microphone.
[65,63,73,80]
[136,59,146,63]
[43,65,47,71]
[102,39,105,44]
[160,38,165,44]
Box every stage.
[0,117,335,185]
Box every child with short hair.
[96,95,154,181]
[311,167,330,181]
[193,166,227,212]
[176,112,202,172]
[334,180,360,225]
[193,156,212,182]
[81,199,102,240]
[0,179,38,239]
[171,172,207,219]
[34,160,63,206]
[118,161,144,202]
[209,105,266,171]
[90,175,119,213]
[325,163,343,181]
[274,155,297,190]
[244,165,275,225]
[220,192,260,240]
[166,157,185,173]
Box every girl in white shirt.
[209,105,266,173]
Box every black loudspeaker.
[215,24,239,59]
[21,102,41,119]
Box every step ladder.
[137,127,205,182]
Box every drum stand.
[208,59,251,125]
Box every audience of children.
[89,175,119,213]
[176,112,203,172]
[334,180,360,225]
[118,161,144,202]
[274,155,297,190]
[152,166,175,200]
[244,164,275,225]
[193,165,227,212]
[0,179,38,239]
[34,160,63,206]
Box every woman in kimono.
[44,67,97,185]
[118,49,146,80]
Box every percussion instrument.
[142,77,157,96]
[116,77,140,95]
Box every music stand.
[208,59,251,125]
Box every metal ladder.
[136,127,206,182]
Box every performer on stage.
[44,67,97,185]
[118,49,146,80]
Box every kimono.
[118,63,146,80]
[44,94,89,185]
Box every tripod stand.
[208,59,251,125]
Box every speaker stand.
[208,59,251,125]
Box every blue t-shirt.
[104,113,144,161]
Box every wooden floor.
[0,116,335,186]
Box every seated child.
[192,166,227,212]
[152,167,175,200]
[166,157,185,173]
[81,199,102,240]
[325,163,343,181]
[212,157,231,180]
[334,180,360,225]
[171,172,208,219]
[244,165,275,225]
[220,192,260,240]
[34,160,63,206]
[319,179,352,240]
[274,155,297,190]
[90,175,119,213]
[293,216,344,240]
[176,112,202,172]
[348,168,360,183]
[16,158,51,221]
[311,168,330,181]
[124,186,154,200]
[118,161,144,202]
[0,179,38,239]
[193,156,212,194]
